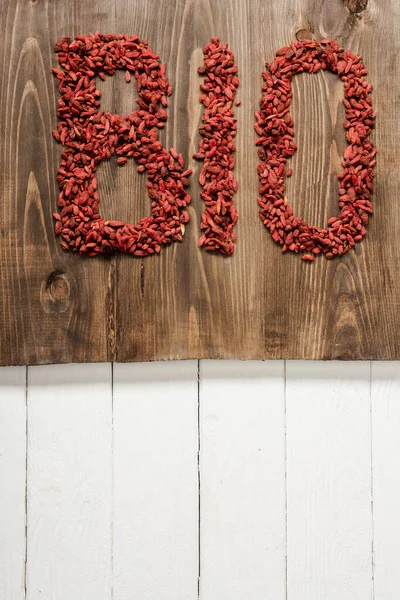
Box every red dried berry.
[52,33,192,256]
[256,39,376,260]
[194,37,239,257]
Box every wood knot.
[296,29,313,41]
[40,271,71,313]
[346,0,368,13]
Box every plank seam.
[284,360,288,600]
[370,360,375,600]
[197,359,201,600]
[24,366,28,600]
[111,362,114,600]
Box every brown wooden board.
[0,0,398,365]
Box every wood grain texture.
[286,361,372,600]
[26,364,112,600]
[199,360,286,600]
[0,0,399,364]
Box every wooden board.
[27,364,112,598]
[200,360,286,600]
[6,359,398,599]
[0,0,399,365]
[113,362,198,599]
[286,361,372,599]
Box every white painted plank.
[0,367,26,600]
[113,361,198,600]
[199,360,286,600]
[371,362,400,600]
[26,363,112,600]
[286,361,372,600]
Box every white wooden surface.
[286,362,372,600]
[0,367,26,600]
[200,360,286,600]
[112,362,198,600]
[27,364,113,600]
[0,360,399,600]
